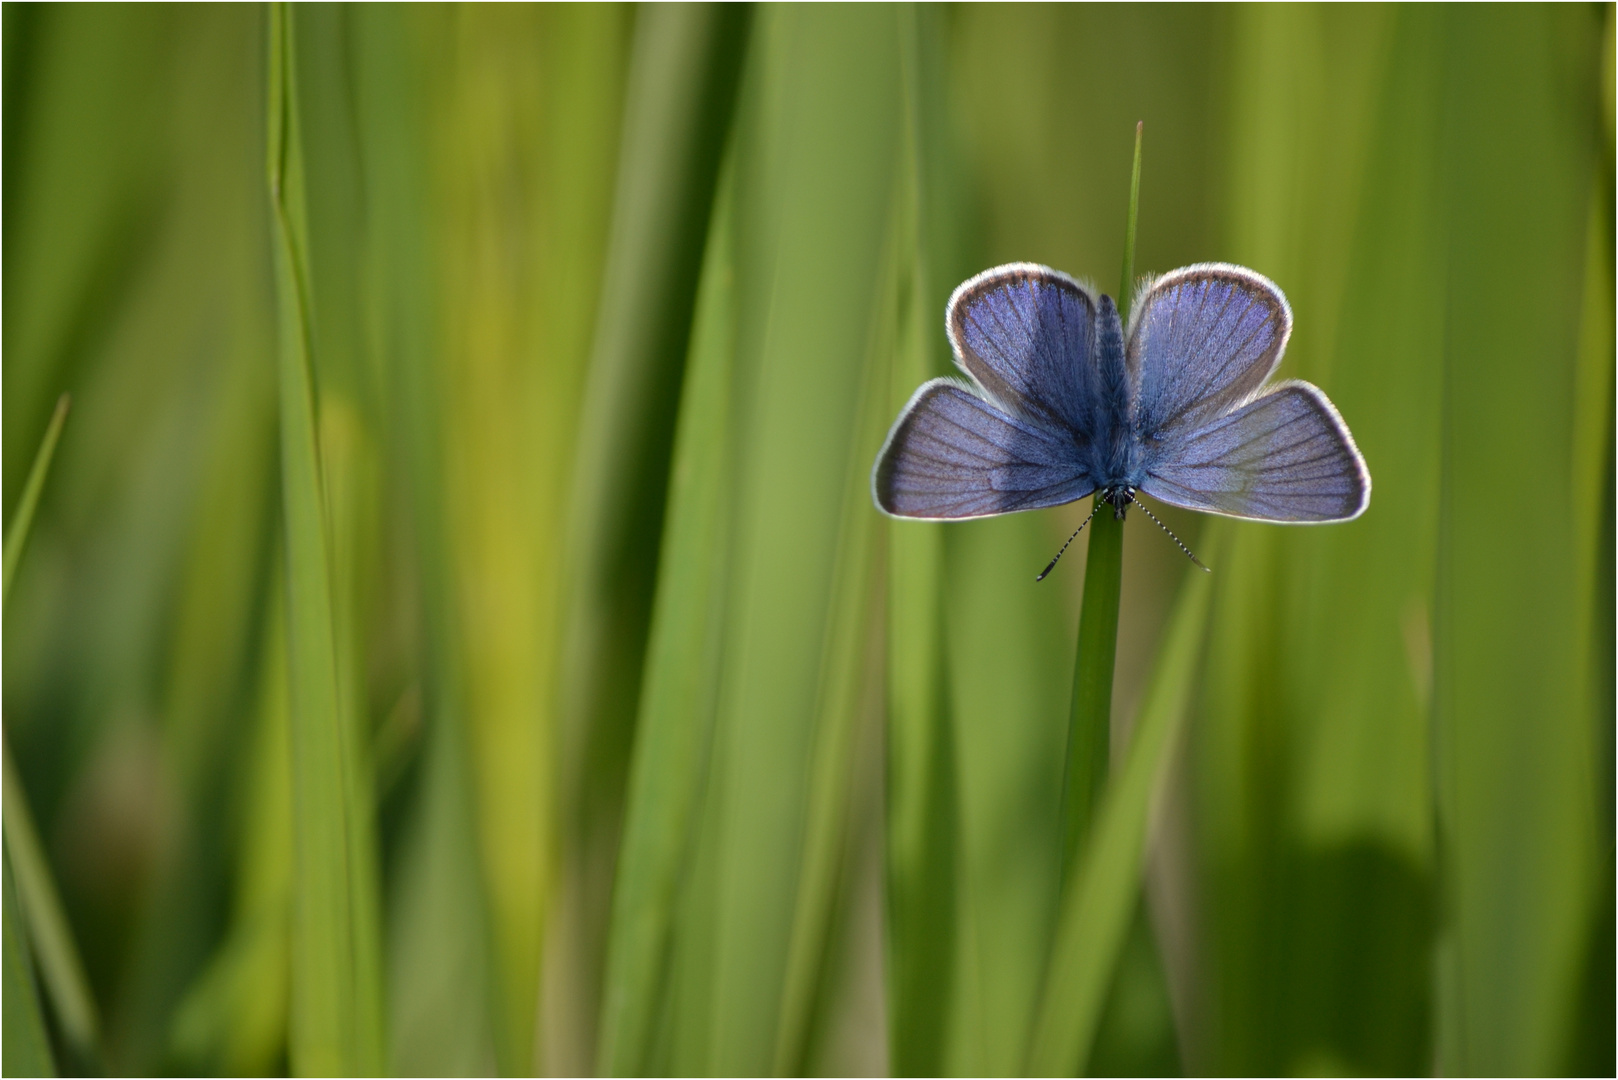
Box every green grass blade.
[1059,510,1123,881]
[560,3,751,791]
[1559,157,1616,1079]
[114,14,287,1055]
[771,168,897,1079]
[3,10,283,1073]
[348,8,630,1073]
[169,574,294,1076]
[0,371,89,1069]
[1433,7,1608,1073]
[880,8,990,1075]
[884,10,969,1073]
[1027,538,1216,1076]
[3,841,54,1078]
[266,7,381,1073]
[1117,122,1144,322]
[942,515,1080,1076]
[2,737,99,1061]
[551,7,747,1070]
[651,9,903,1073]
[883,273,957,1070]
[1181,8,1440,1074]
[344,7,492,1074]
[2,5,168,507]
[597,155,739,1077]
[2,392,69,607]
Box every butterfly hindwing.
[1139,380,1370,522]
[873,380,1095,520]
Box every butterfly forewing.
[1128,264,1291,438]
[1139,381,1369,522]
[946,264,1099,435]
[873,380,1094,520]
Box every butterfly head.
[1100,485,1135,520]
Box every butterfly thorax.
[1085,295,1144,505]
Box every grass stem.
[1060,508,1124,880]
[1117,121,1144,323]
[1058,121,1142,881]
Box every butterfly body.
[872,262,1370,527]
[1087,295,1140,502]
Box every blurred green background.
[2,4,1611,1076]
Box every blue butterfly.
[871,263,1370,573]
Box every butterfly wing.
[946,263,1100,435]
[873,379,1095,520]
[1127,263,1291,439]
[1139,380,1370,522]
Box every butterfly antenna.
[1128,492,1211,572]
[1036,501,1100,582]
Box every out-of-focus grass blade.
[2,5,167,503]
[266,7,383,1073]
[597,159,739,1077]
[169,576,294,1076]
[940,513,1077,1076]
[429,7,575,1069]
[1560,157,1616,1079]
[1026,544,1214,1076]
[101,10,287,1071]
[2,737,99,1062]
[1175,8,1445,1074]
[3,9,283,1073]
[644,9,902,1074]
[771,172,897,1079]
[1571,173,1615,832]
[1568,3,1615,869]
[344,6,493,1074]
[0,387,87,1063]
[1562,21,1615,1065]
[884,9,966,1075]
[1570,27,1616,1068]
[551,10,747,1060]
[4,841,54,1078]
[558,18,750,1007]
[881,147,955,1080]
[2,393,69,606]
[1434,7,1608,1074]
[421,5,668,1072]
